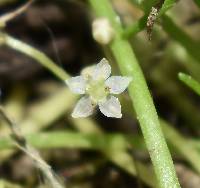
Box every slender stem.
[88,0,180,187]
[123,15,147,38]
[122,92,200,174]
[123,0,177,38]
[162,15,200,63]
[0,87,77,163]
[0,130,156,187]
[1,127,200,178]
[178,73,200,96]
[1,32,69,81]
[0,32,156,186]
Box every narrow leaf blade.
[178,72,200,96]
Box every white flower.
[66,58,132,118]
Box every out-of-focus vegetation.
[0,0,200,187]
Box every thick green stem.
[88,0,180,187]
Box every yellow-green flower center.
[86,79,109,102]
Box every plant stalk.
[88,0,180,187]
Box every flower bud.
[92,18,115,45]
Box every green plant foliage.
[178,73,200,96]
[1,0,200,187]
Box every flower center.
[86,79,109,102]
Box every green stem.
[88,0,180,187]
[123,0,177,38]
[122,92,200,175]
[0,131,155,187]
[162,15,200,63]
[178,73,200,96]
[150,62,200,129]
[1,33,69,81]
[0,27,157,186]
[123,15,147,38]
[0,87,77,162]
[1,128,200,176]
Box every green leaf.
[178,72,200,96]
[193,0,200,8]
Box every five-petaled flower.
[66,58,132,118]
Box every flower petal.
[98,96,122,118]
[105,76,132,94]
[72,97,95,118]
[92,58,111,80]
[81,65,95,80]
[66,76,86,94]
